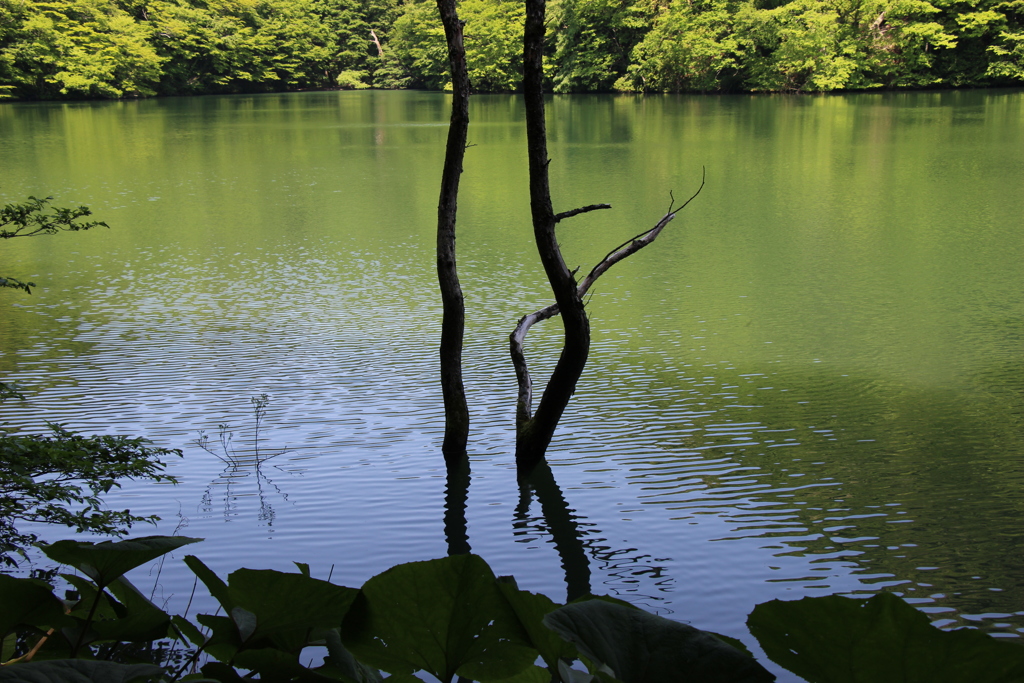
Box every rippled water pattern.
[1,90,1023,680]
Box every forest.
[0,0,1022,100]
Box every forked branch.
[510,169,705,427]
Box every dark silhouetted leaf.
[184,556,234,612]
[93,576,171,642]
[0,659,162,683]
[41,536,201,588]
[172,615,205,647]
[341,554,536,683]
[0,574,66,636]
[496,576,577,668]
[324,627,383,683]
[545,599,775,683]
[748,592,1024,683]
[188,561,358,656]
[225,568,357,643]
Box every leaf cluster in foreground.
[2,536,1023,682]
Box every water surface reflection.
[1,91,1022,667]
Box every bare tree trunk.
[436,0,471,460]
[513,0,705,475]
[515,0,592,476]
[369,29,384,57]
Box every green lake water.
[1,89,1023,678]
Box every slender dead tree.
[514,0,703,476]
[436,0,471,461]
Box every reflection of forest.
[573,355,1024,633]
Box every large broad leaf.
[184,556,234,613]
[323,627,383,683]
[91,576,172,642]
[41,536,202,588]
[496,576,578,669]
[232,647,321,681]
[0,574,66,636]
[341,554,536,683]
[748,592,1024,683]
[544,599,775,683]
[186,559,358,655]
[0,659,163,683]
[195,614,242,663]
[225,568,358,647]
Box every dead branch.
[370,29,384,57]
[510,169,705,426]
[555,203,612,222]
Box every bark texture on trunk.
[436,0,471,461]
[515,0,592,476]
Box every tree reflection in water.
[444,456,672,606]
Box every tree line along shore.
[0,0,1021,100]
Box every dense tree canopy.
[0,0,1021,96]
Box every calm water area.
[1,89,1023,678]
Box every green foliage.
[0,0,1022,95]
[385,0,524,91]
[1,196,107,295]
[732,0,958,91]
[382,0,447,89]
[3,538,1021,682]
[985,0,1024,80]
[620,0,742,92]
[462,0,526,91]
[0,0,163,99]
[2,195,183,567]
[337,70,371,88]
[0,425,180,566]
[547,0,651,92]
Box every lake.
[1,89,1023,679]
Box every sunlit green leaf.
[748,592,1024,683]
[544,599,775,683]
